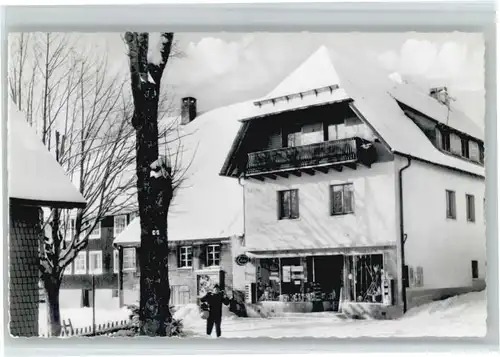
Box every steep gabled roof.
[262,46,343,101]
[221,45,484,178]
[113,101,246,246]
[8,101,87,208]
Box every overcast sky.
[68,32,486,126]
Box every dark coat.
[200,291,230,319]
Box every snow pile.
[173,304,204,327]
[400,290,486,336]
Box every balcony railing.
[246,137,373,175]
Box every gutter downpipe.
[398,156,412,314]
[238,175,246,243]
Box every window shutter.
[409,266,414,287]
[344,185,354,213]
[200,245,207,267]
[416,267,424,286]
[290,190,299,218]
[177,247,182,268]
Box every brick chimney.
[181,97,197,125]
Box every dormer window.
[469,141,480,162]
[461,138,470,158]
[449,133,462,156]
[435,128,443,149]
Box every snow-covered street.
[38,290,486,338]
[176,290,487,338]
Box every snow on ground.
[38,290,486,337]
[38,303,130,336]
[175,290,486,338]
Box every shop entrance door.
[312,255,343,311]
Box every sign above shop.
[235,254,250,266]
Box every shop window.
[346,254,384,303]
[256,258,281,302]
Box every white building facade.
[220,46,486,319]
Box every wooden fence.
[41,318,132,337]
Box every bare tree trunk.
[126,32,175,336]
[45,276,62,336]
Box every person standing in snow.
[200,284,230,338]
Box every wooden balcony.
[246,137,376,179]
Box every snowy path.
[178,290,487,338]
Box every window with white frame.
[114,249,119,273]
[206,244,221,267]
[331,183,355,215]
[123,247,136,271]
[114,215,127,237]
[178,246,193,268]
[89,251,103,274]
[74,251,87,275]
[89,220,101,239]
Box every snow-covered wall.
[400,156,486,290]
[244,162,399,251]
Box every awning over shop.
[245,245,396,259]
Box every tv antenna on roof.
[431,87,456,126]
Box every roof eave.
[219,121,250,177]
[10,197,87,210]
[393,151,484,179]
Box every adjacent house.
[8,101,87,336]
[59,210,138,309]
[220,46,486,319]
[113,97,244,307]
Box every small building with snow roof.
[220,46,486,318]
[8,101,86,336]
[112,97,246,308]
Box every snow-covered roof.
[223,46,484,178]
[8,101,87,208]
[388,81,484,141]
[113,102,246,246]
